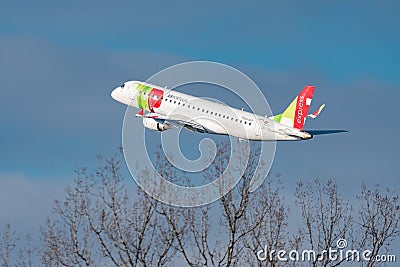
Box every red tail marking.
[293,85,315,130]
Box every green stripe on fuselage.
[136,84,153,110]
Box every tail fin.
[271,85,315,130]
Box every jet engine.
[142,118,170,132]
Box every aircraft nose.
[111,87,121,100]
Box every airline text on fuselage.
[167,94,188,103]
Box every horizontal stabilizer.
[307,104,325,119]
[306,129,348,135]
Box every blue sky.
[1,0,400,236]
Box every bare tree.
[40,173,96,267]
[40,153,178,267]
[244,176,297,267]
[156,142,293,267]
[356,182,400,267]
[0,224,18,267]
[17,234,36,267]
[295,179,353,267]
[3,146,399,267]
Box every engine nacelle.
[142,118,170,132]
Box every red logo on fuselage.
[148,88,164,112]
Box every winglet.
[307,104,325,119]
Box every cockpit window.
[121,83,125,88]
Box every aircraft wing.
[141,112,209,133]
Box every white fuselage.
[111,81,312,141]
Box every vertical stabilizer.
[272,85,315,130]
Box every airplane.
[111,81,346,141]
